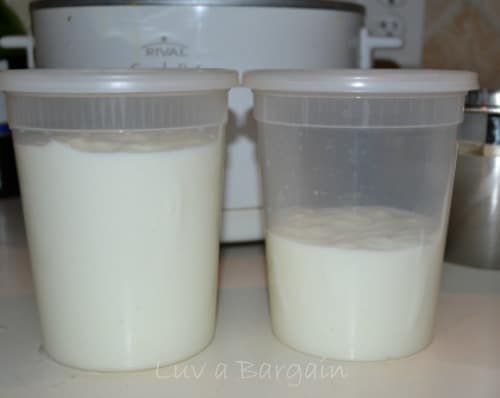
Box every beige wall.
[424,0,500,88]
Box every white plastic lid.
[0,68,239,94]
[243,69,479,94]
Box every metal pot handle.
[0,35,35,68]
[359,27,402,69]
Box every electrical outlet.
[371,15,405,38]
[354,0,424,66]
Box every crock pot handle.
[359,27,402,69]
[0,35,35,69]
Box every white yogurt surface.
[14,128,224,371]
[267,206,445,361]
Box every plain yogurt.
[14,127,224,371]
[266,206,445,361]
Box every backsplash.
[424,0,500,88]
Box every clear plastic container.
[244,69,478,361]
[0,69,238,371]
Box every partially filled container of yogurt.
[0,69,238,371]
[244,69,478,361]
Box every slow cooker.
[27,0,401,241]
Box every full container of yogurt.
[0,69,238,371]
[244,69,478,361]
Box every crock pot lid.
[243,69,479,94]
[30,0,364,13]
[0,68,239,94]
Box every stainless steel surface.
[466,89,500,114]
[445,141,500,269]
[463,89,500,144]
[30,0,365,12]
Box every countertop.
[1,198,500,397]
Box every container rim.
[30,0,364,14]
[0,68,239,94]
[243,69,479,94]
